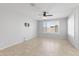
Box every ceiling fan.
[43,11,53,17]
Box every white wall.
[24,18,37,40]
[59,18,68,39]
[68,7,79,49]
[68,12,75,47]
[0,7,37,49]
[74,8,79,48]
[37,18,67,39]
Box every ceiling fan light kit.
[42,11,53,19]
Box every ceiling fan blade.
[42,11,53,17]
[46,15,53,16]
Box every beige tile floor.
[0,37,79,56]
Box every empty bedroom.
[0,3,79,56]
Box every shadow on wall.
[68,35,79,49]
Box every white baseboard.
[0,40,24,50]
[0,36,37,50]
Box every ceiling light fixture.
[42,11,53,20]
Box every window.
[43,20,59,33]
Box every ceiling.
[0,3,79,20]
